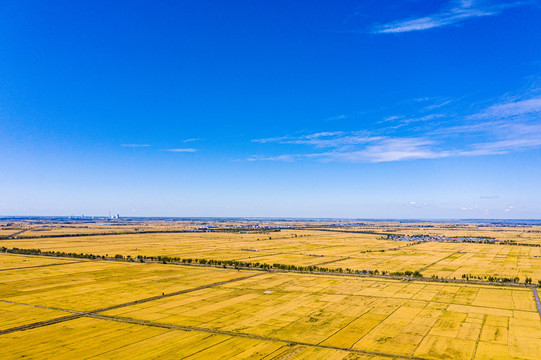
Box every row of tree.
[4,246,540,286]
[2,246,424,278]
[461,273,540,285]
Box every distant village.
[388,234,497,244]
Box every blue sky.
[1,0,541,218]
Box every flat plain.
[1,220,540,359]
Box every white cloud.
[247,154,297,162]
[372,1,527,34]
[423,99,454,111]
[468,97,541,120]
[121,144,150,147]
[252,135,451,163]
[383,113,446,130]
[325,137,450,162]
[250,120,541,163]
[254,131,382,148]
[326,114,347,121]
[459,136,541,156]
[164,148,197,152]
[250,91,541,163]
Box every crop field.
[340,224,541,245]
[1,253,540,359]
[3,227,541,283]
[0,229,19,237]
[0,221,197,238]
[324,242,541,281]
[0,230,396,254]
[0,301,68,331]
[0,230,401,268]
[0,253,80,270]
[102,272,541,359]
[0,254,255,311]
[1,221,541,359]
[0,317,379,360]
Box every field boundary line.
[470,314,487,360]
[85,327,192,360]
[0,229,28,239]
[178,336,233,359]
[260,344,300,360]
[0,314,82,335]
[293,227,396,237]
[416,251,462,273]
[532,286,541,320]
[349,301,406,350]
[411,304,449,357]
[217,284,538,314]
[0,300,83,314]
[87,313,433,360]
[4,248,537,289]
[0,260,85,272]
[0,227,289,241]
[0,229,207,240]
[267,345,305,360]
[89,273,263,314]
[313,256,351,267]
[316,301,377,346]
[234,251,284,261]
[0,273,262,335]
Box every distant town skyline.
[1,0,541,218]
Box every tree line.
[3,246,540,286]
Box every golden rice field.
[1,250,541,359]
[325,242,541,282]
[1,222,541,359]
[0,255,253,311]
[0,253,79,270]
[101,272,541,359]
[0,229,19,237]
[0,317,378,360]
[3,227,541,283]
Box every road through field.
[0,273,263,335]
[533,286,541,319]
[0,260,85,272]
[88,313,432,360]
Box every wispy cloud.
[164,148,197,153]
[247,154,298,162]
[423,99,454,111]
[121,144,150,148]
[183,138,201,143]
[378,113,446,130]
[251,135,450,163]
[325,114,348,122]
[468,97,541,120]
[250,93,541,163]
[459,136,541,156]
[253,131,382,148]
[331,137,450,162]
[408,201,431,208]
[372,1,527,34]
